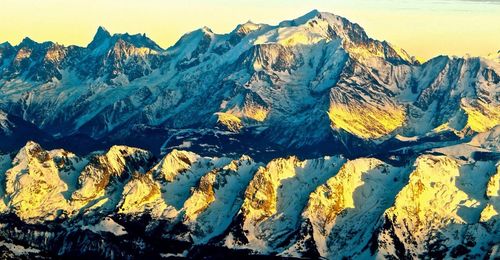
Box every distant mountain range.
[0,10,498,259]
[0,10,498,159]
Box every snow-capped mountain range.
[0,127,498,258]
[0,10,498,159]
[0,10,498,259]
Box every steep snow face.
[116,150,238,220]
[459,57,500,133]
[377,155,499,259]
[224,155,345,253]
[150,150,233,219]
[116,150,218,218]
[285,158,409,258]
[182,156,261,243]
[117,172,163,216]
[3,142,85,222]
[116,152,261,239]
[71,145,153,211]
[328,65,407,139]
[402,56,499,136]
[461,100,500,133]
[151,149,200,182]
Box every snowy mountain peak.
[0,10,497,159]
[278,9,321,27]
[0,41,11,48]
[115,32,163,51]
[18,37,39,47]
[87,26,162,54]
[247,10,416,65]
[292,158,408,258]
[201,26,214,34]
[96,25,110,35]
[88,26,112,49]
[13,141,45,164]
[3,141,74,222]
[152,149,200,182]
[276,10,361,41]
[233,20,264,35]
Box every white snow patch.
[0,240,40,255]
[395,134,419,142]
[82,217,127,236]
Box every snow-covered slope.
[284,158,410,258]
[223,155,345,252]
[377,155,499,259]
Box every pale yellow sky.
[1,0,499,60]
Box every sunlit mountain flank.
[0,6,499,259]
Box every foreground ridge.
[0,128,498,258]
